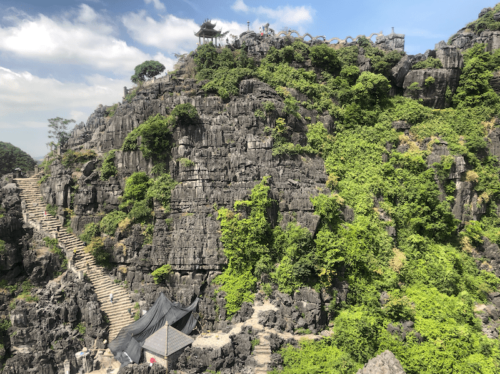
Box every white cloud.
[231,0,315,27]
[144,0,166,11]
[122,11,248,52]
[0,66,128,125]
[0,5,159,73]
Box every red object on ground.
[150,357,156,364]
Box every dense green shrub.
[100,149,118,180]
[119,172,151,209]
[84,237,109,265]
[122,105,198,160]
[453,44,500,109]
[466,4,500,34]
[412,57,443,70]
[61,149,96,168]
[151,264,172,284]
[79,222,100,244]
[46,204,57,217]
[146,173,178,212]
[100,211,127,236]
[128,200,153,223]
[122,114,175,160]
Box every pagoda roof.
[143,324,194,357]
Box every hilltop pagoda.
[195,19,228,46]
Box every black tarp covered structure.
[109,293,198,366]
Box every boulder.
[357,350,406,374]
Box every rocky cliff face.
[0,175,109,373]
[7,7,500,373]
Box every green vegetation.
[47,117,75,150]
[46,204,57,217]
[151,264,172,284]
[145,173,178,212]
[0,239,5,254]
[177,158,194,167]
[251,338,260,351]
[204,36,500,372]
[122,104,197,161]
[84,237,109,266]
[0,141,37,176]
[100,149,118,180]
[106,103,119,118]
[424,76,435,87]
[412,57,443,70]
[80,222,100,244]
[75,323,86,335]
[131,60,166,84]
[61,149,96,168]
[100,211,127,236]
[43,237,67,270]
[466,4,500,34]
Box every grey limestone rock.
[390,55,413,87]
[403,68,460,108]
[357,350,406,374]
[435,44,464,69]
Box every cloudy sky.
[0,0,494,159]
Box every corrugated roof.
[142,325,194,357]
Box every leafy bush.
[453,44,500,109]
[151,264,172,284]
[61,149,96,168]
[270,339,361,374]
[203,67,255,100]
[46,204,57,217]
[146,173,178,212]
[122,105,197,161]
[412,57,443,70]
[101,149,118,180]
[122,114,175,160]
[79,222,100,244]
[119,172,151,209]
[128,200,153,223]
[177,158,194,167]
[105,103,119,118]
[424,76,435,86]
[100,211,127,236]
[75,323,86,335]
[0,239,5,253]
[84,237,109,265]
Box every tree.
[47,117,75,150]
[131,60,166,84]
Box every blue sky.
[0,0,495,159]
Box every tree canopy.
[0,142,37,176]
[131,60,166,84]
[47,117,75,150]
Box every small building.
[194,19,228,45]
[142,321,194,371]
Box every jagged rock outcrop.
[3,271,108,374]
[356,350,406,374]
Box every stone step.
[15,178,135,342]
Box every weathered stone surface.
[357,350,406,374]
[390,55,413,87]
[435,43,464,69]
[403,68,460,108]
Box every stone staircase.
[14,177,135,341]
[253,336,272,374]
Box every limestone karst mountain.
[4,4,500,374]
